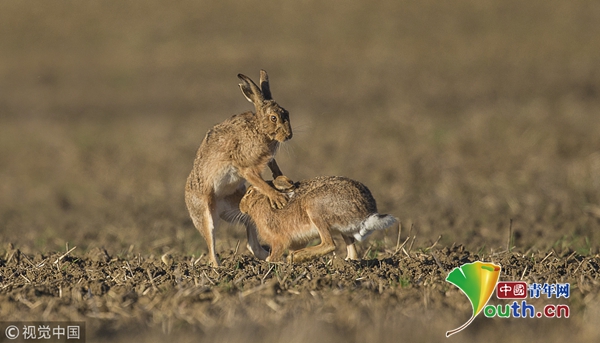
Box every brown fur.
[239,176,397,263]
[185,70,292,266]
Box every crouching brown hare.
[239,175,397,263]
[185,70,292,266]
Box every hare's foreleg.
[238,166,288,209]
[342,234,358,260]
[267,159,283,178]
[266,232,296,262]
[245,222,270,260]
[219,187,269,260]
[187,194,220,266]
[288,214,336,263]
[266,244,285,262]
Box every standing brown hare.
[185,70,292,266]
[239,175,398,263]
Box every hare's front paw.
[268,191,288,209]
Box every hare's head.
[238,70,293,143]
[239,186,266,215]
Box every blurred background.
[1,0,599,256]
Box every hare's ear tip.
[274,175,295,191]
[275,175,292,183]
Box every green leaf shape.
[445,261,501,337]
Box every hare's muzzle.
[284,129,293,141]
[273,126,292,143]
[281,122,293,141]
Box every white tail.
[353,214,398,242]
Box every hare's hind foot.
[287,243,336,263]
[287,212,337,263]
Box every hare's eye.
[270,115,277,123]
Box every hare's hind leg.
[186,193,220,266]
[342,234,358,260]
[220,186,269,261]
[288,214,336,263]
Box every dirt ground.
[1,1,600,342]
[2,245,599,343]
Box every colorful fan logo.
[445,261,502,337]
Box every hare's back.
[296,176,378,213]
[196,112,263,164]
[203,112,255,143]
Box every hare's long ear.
[238,74,264,104]
[259,70,272,100]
